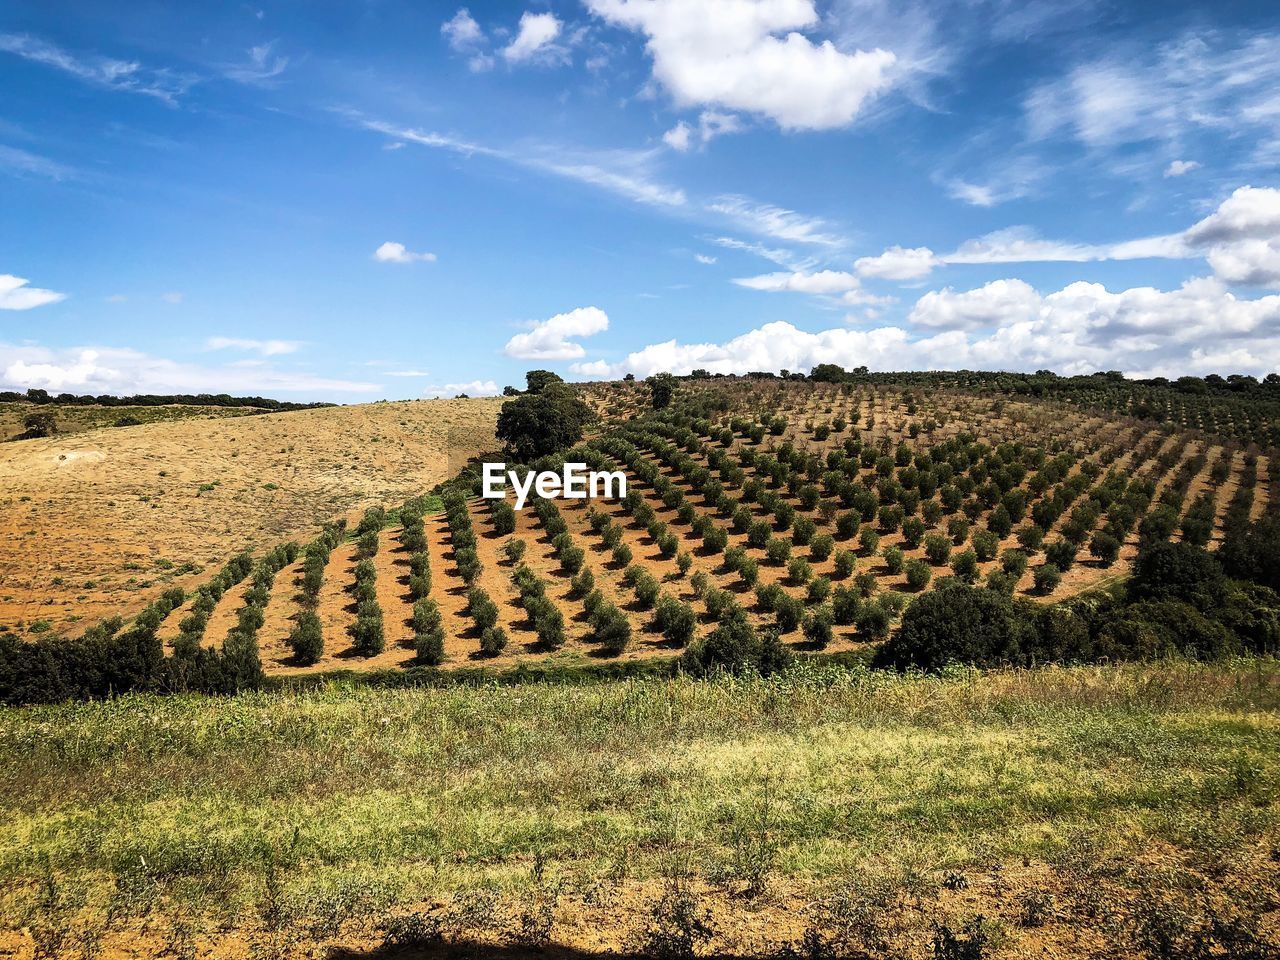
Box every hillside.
[10,377,1270,677]
[0,398,504,638]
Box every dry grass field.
[0,398,503,640]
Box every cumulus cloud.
[205,336,302,356]
[374,241,437,264]
[0,274,66,310]
[423,379,500,398]
[663,111,743,151]
[1183,186,1280,288]
[586,0,896,130]
[1164,159,1200,177]
[733,269,860,295]
[572,276,1280,381]
[909,278,1040,330]
[442,7,494,71]
[855,245,938,280]
[503,306,610,360]
[0,344,380,396]
[503,11,562,63]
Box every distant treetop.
[0,388,333,411]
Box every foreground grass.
[1,659,1278,956]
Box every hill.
[0,398,504,639]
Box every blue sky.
[2,0,1279,400]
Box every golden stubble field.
[0,398,504,637]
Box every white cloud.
[0,33,194,104]
[504,306,609,360]
[1183,186,1280,288]
[585,0,896,130]
[1184,186,1280,246]
[443,8,483,50]
[223,42,288,84]
[572,277,1280,380]
[711,235,804,269]
[909,278,1041,330]
[708,195,842,246]
[855,245,938,280]
[663,111,743,151]
[503,11,562,63]
[374,241,437,264]
[0,144,77,181]
[733,269,860,295]
[0,274,65,310]
[1025,32,1280,151]
[386,369,430,377]
[662,121,692,152]
[355,115,686,209]
[1164,159,1200,178]
[423,379,500,398]
[0,344,380,395]
[205,336,302,356]
[694,253,717,265]
[161,292,184,304]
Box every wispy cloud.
[205,336,303,356]
[351,113,687,208]
[0,33,195,104]
[222,41,288,84]
[0,144,77,181]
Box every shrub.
[807,575,832,604]
[680,618,792,677]
[351,607,385,656]
[480,625,508,656]
[788,556,812,584]
[905,558,931,591]
[882,545,904,575]
[677,551,694,577]
[611,542,633,567]
[1001,549,1028,579]
[833,549,857,579]
[809,533,834,562]
[286,611,324,665]
[803,605,834,648]
[491,500,517,536]
[654,596,697,647]
[592,603,631,655]
[1089,531,1121,566]
[504,539,527,564]
[951,549,979,583]
[765,538,791,565]
[414,625,445,665]
[1033,563,1062,594]
[854,600,891,639]
[874,582,1022,670]
[775,594,805,633]
[1045,539,1078,572]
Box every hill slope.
[0,398,504,637]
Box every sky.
[2,0,1280,401]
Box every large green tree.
[496,381,593,462]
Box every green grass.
[1,658,1277,953]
